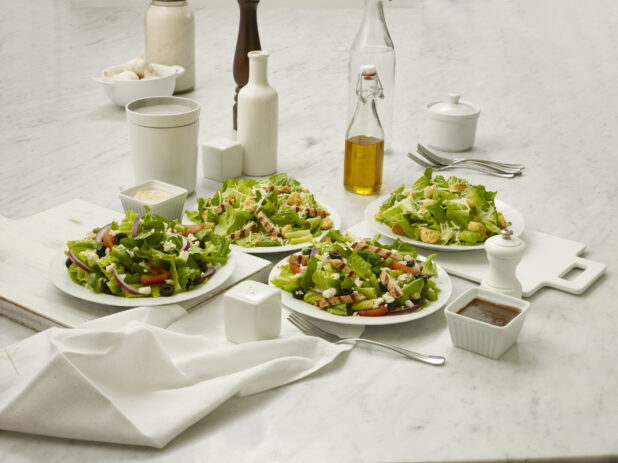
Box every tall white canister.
[238,50,278,176]
[126,96,200,193]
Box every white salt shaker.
[202,138,243,182]
[481,229,526,298]
[224,280,281,344]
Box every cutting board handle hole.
[560,265,585,281]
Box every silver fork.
[417,144,525,171]
[287,312,446,366]
[407,151,516,178]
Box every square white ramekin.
[119,179,187,220]
[444,287,531,359]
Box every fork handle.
[337,338,446,366]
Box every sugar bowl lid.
[426,93,480,121]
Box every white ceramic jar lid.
[126,96,200,128]
[426,93,480,121]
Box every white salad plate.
[228,203,341,255]
[49,250,235,307]
[268,254,453,326]
[364,196,525,252]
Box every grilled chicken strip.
[329,259,359,281]
[227,222,257,240]
[379,269,403,298]
[351,241,403,262]
[316,292,366,308]
[256,210,279,237]
[288,254,311,265]
[261,185,292,194]
[288,205,330,218]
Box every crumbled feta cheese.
[354,278,363,287]
[163,240,176,252]
[105,263,116,273]
[81,249,98,267]
[105,247,110,256]
[404,299,413,308]
[316,261,324,270]
[413,292,421,299]
[404,255,412,261]
[139,261,150,269]
[165,279,174,284]
[373,297,384,308]
[398,274,407,281]
[85,230,95,240]
[109,229,123,236]
[163,223,169,231]
[187,233,197,243]
[178,250,189,262]
[323,288,337,298]
[138,286,152,295]
[383,293,395,303]
[330,273,340,280]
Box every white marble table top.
[0,0,617,461]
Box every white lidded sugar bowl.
[425,93,480,152]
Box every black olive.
[340,288,354,296]
[198,240,206,249]
[386,301,399,310]
[415,273,429,281]
[412,297,425,306]
[96,245,106,258]
[113,233,127,245]
[65,258,72,268]
[379,282,388,292]
[301,248,312,255]
[101,282,112,294]
[292,289,305,300]
[160,283,175,297]
[406,260,416,268]
[197,260,208,272]
[328,250,342,260]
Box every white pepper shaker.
[481,229,526,298]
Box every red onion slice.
[385,303,423,315]
[95,224,111,242]
[309,288,323,295]
[112,268,140,295]
[198,268,216,282]
[310,248,321,256]
[181,236,190,251]
[67,249,91,272]
[131,216,140,238]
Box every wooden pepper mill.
[233,0,261,131]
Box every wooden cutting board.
[346,222,606,297]
[0,200,272,330]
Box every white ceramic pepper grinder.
[238,50,278,176]
[481,228,526,298]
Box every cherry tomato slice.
[181,224,204,236]
[389,261,419,274]
[290,262,302,274]
[103,228,115,250]
[357,305,389,317]
[141,272,172,285]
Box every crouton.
[243,197,257,212]
[498,213,507,229]
[281,224,293,236]
[419,228,441,244]
[449,183,467,194]
[468,221,487,235]
[392,223,404,235]
[320,217,334,230]
[424,184,437,199]
[287,191,302,206]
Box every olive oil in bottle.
[344,135,384,195]
[343,64,385,195]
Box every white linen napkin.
[0,301,361,448]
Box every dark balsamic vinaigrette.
[457,298,521,327]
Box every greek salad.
[64,209,230,298]
[375,168,509,246]
[271,229,440,317]
[186,174,334,248]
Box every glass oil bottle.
[344,64,385,195]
